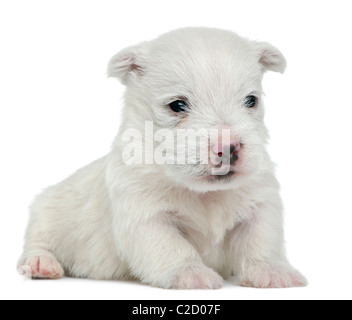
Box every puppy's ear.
[108,43,147,85]
[253,41,287,73]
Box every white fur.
[18,27,307,289]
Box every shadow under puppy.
[18,27,307,289]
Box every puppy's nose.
[212,141,240,165]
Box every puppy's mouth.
[207,171,235,183]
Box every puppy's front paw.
[239,263,307,288]
[171,265,224,290]
[18,256,64,280]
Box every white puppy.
[18,28,307,289]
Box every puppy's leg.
[230,201,307,288]
[113,208,223,289]
[18,207,64,280]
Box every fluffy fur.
[18,28,307,289]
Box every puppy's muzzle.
[210,141,240,176]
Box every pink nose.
[212,141,240,164]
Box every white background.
[1,0,352,300]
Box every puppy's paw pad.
[172,266,224,290]
[240,264,307,288]
[19,256,64,279]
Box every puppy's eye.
[244,95,258,108]
[169,100,188,113]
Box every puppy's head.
[108,28,286,192]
